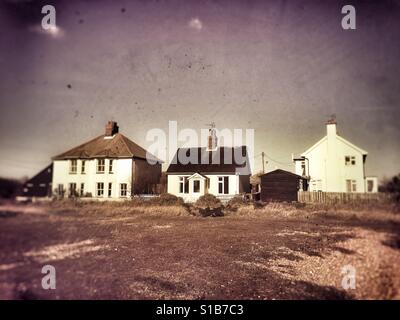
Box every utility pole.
[261,152,265,173]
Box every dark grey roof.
[166,146,251,175]
[261,169,308,180]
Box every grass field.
[0,200,399,300]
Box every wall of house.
[167,173,241,202]
[296,123,366,193]
[52,158,133,199]
[132,158,161,194]
[298,139,327,192]
[207,174,239,195]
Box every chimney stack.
[105,121,119,137]
[326,115,337,138]
[207,122,218,151]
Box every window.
[80,183,85,197]
[218,176,229,194]
[69,183,77,197]
[81,160,86,174]
[69,159,77,174]
[193,180,200,193]
[109,160,114,173]
[345,156,356,166]
[346,179,357,192]
[120,183,127,197]
[179,177,189,194]
[97,159,105,173]
[367,180,374,192]
[108,183,112,197]
[57,184,64,196]
[301,161,306,176]
[96,182,104,197]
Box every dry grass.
[1,200,399,299]
[38,198,400,221]
[42,200,190,217]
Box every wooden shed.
[260,169,308,202]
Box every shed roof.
[261,169,307,180]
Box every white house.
[166,128,251,202]
[52,121,162,199]
[294,119,377,193]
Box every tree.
[380,174,400,202]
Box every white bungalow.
[166,128,251,202]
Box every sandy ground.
[0,203,399,300]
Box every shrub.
[149,193,184,206]
[227,196,248,208]
[194,194,222,209]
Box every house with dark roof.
[52,121,162,199]
[166,127,251,202]
[17,164,53,201]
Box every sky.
[0,0,399,180]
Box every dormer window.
[97,159,105,173]
[69,160,77,174]
[345,156,356,166]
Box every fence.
[297,191,392,204]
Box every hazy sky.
[0,0,399,180]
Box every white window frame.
[57,184,64,196]
[120,183,128,197]
[108,182,112,197]
[346,179,357,192]
[179,177,189,194]
[109,159,114,174]
[96,182,104,197]
[69,183,77,197]
[69,159,77,174]
[345,156,356,166]
[218,176,229,194]
[81,160,86,174]
[97,159,105,173]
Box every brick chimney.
[105,121,119,137]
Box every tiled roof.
[53,133,159,161]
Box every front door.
[193,180,200,193]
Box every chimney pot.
[207,126,218,151]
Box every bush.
[194,194,222,209]
[227,196,248,208]
[149,193,184,206]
